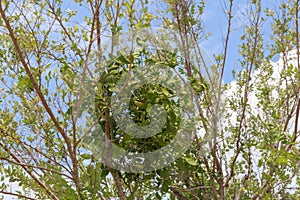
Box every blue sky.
[41,0,283,84]
[53,0,269,83]
[202,0,282,83]
[64,0,242,83]
[202,0,246,83]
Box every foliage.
[0,0,299,200]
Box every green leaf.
[183,157,197,166]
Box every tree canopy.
[0,0,300,199]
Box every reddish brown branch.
[0,190,36,200]
[0,3,82,199]
[0,139,58,199]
